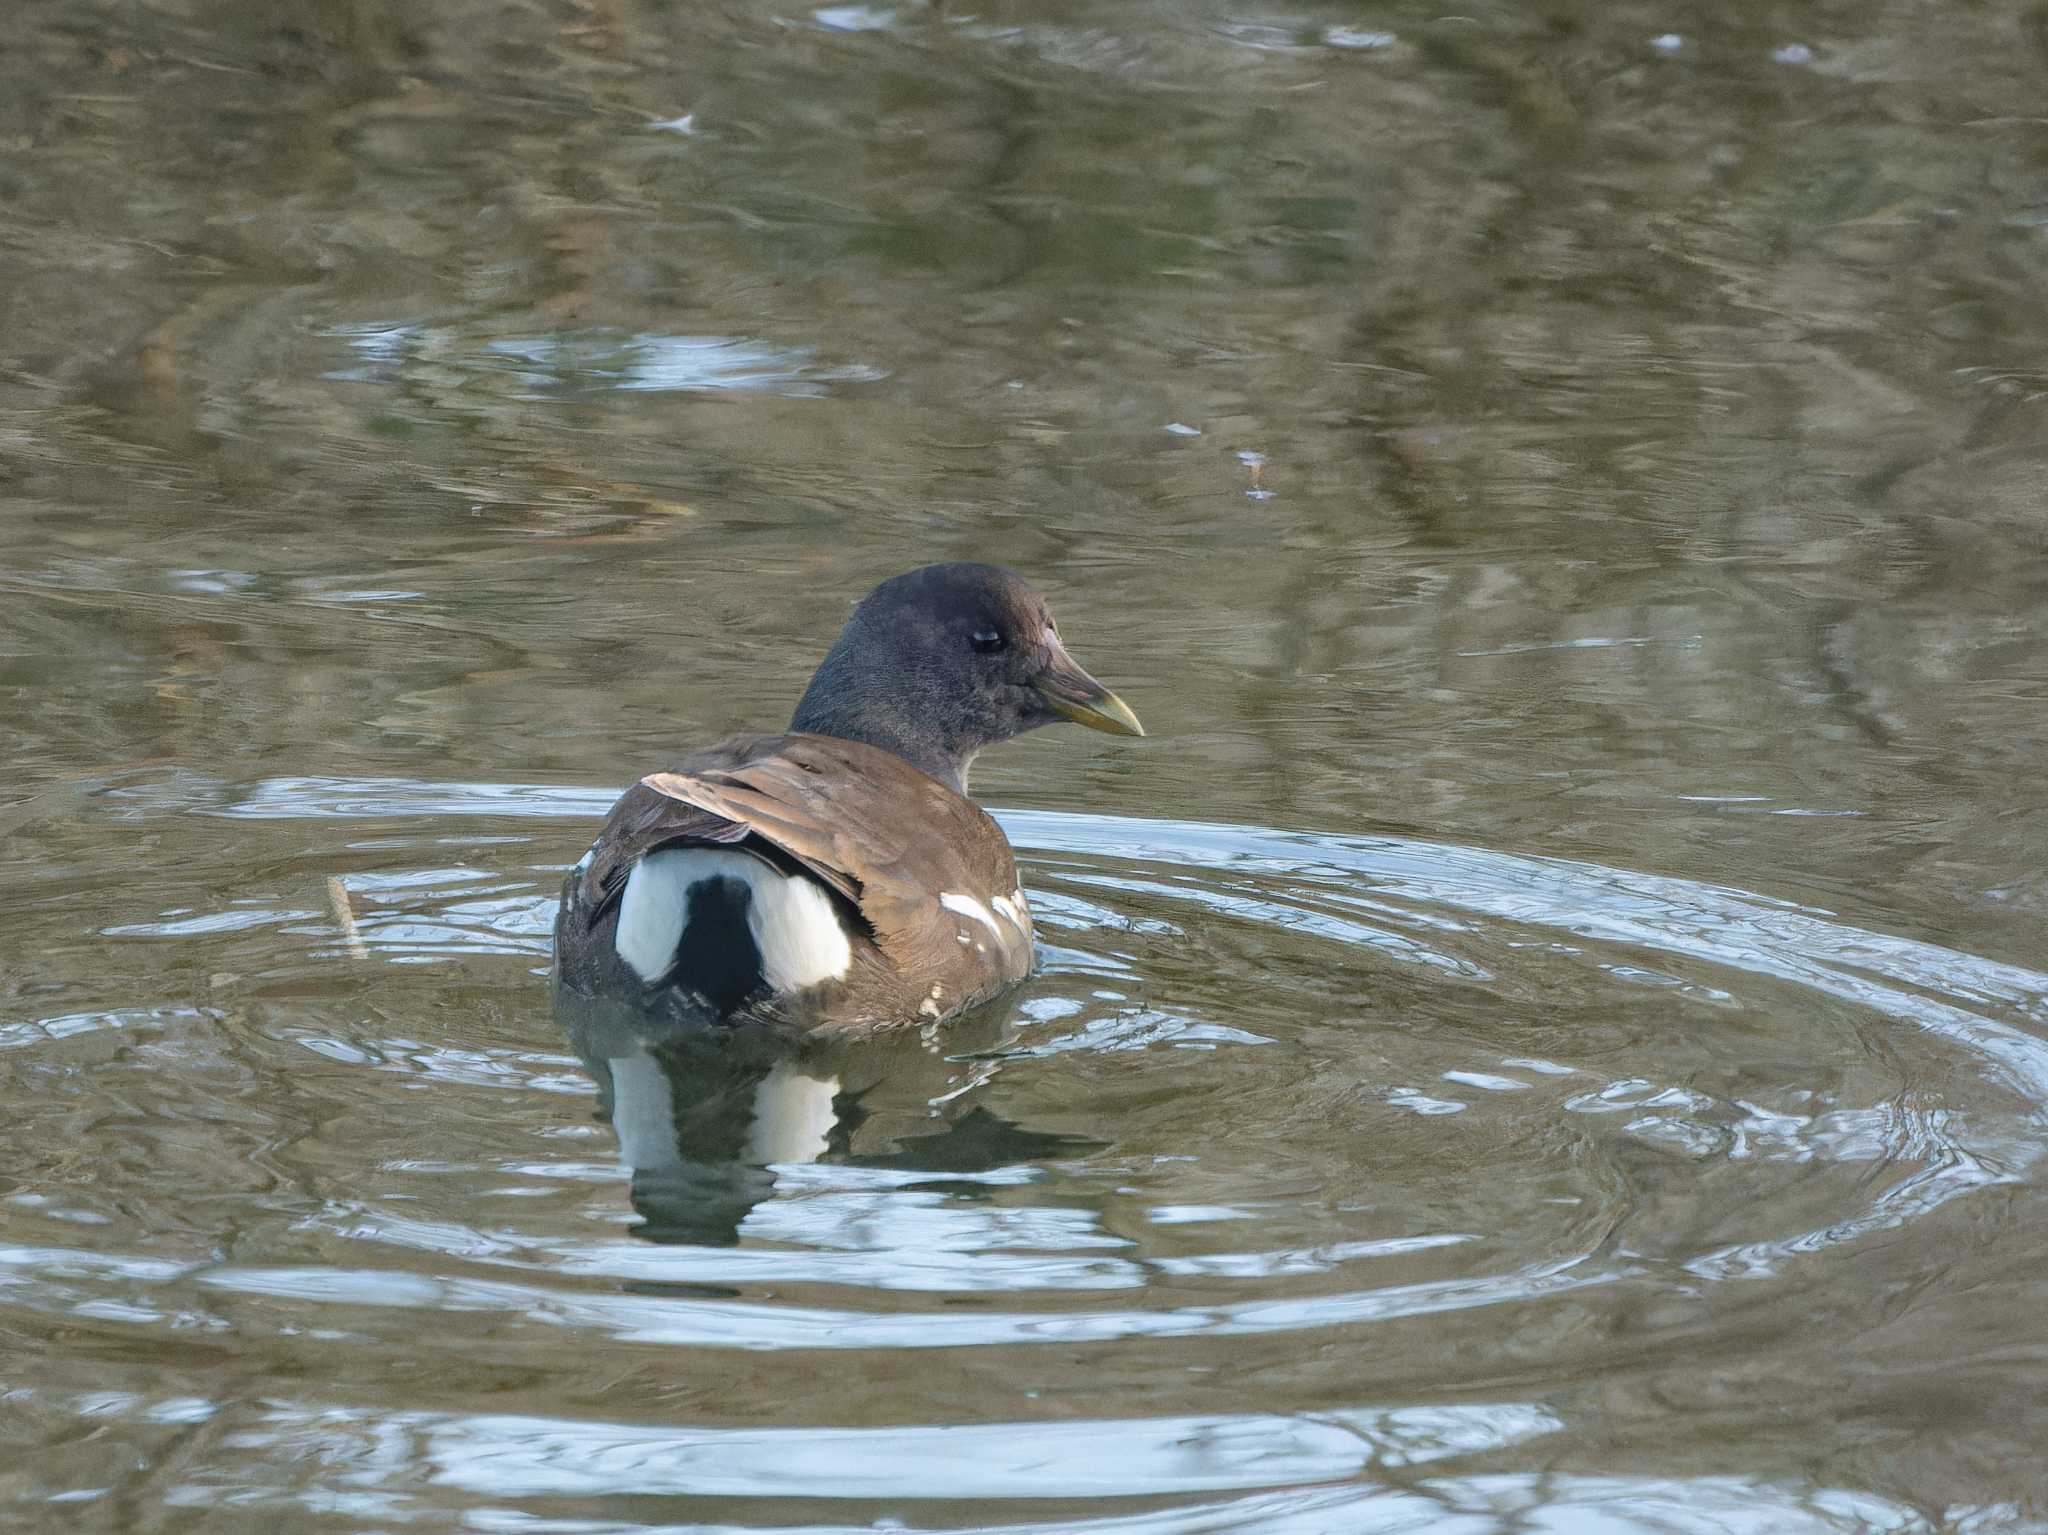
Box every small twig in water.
[327,876,368,961]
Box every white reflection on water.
[484,1474,2003,1534]
[997,1005,1273,1054]
[284,1203,1476,1291]
[325,325,885,399]
[275,1032,590,1094]
[296,1201,1144,1293]
[811,6,896,33]
[184,1249,1620,1349]
[0,1005,214,1052]
[1063,871,1492,978]
[0,1230,1617,1351]
[218,776,613,820]
[101,906,320,937]
[24,1384,1998,1526]
[247,1399,1565,1499]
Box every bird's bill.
[1035,637,1145,737]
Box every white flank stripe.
[990,894,1029,934]
[615,849,851,990]
[939,892,1003,941]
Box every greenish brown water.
[5,1,2048,1528]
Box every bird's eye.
[971,628,1007,655]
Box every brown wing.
[575,734,1020,974]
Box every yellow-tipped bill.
[1035,633,1145,737]
[1042,684,1145,737]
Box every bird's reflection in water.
[557,997,1098,1246]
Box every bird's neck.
[804,718,973,794]
[790,669,975,795]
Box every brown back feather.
[574,734,1019,975]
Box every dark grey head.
[790,563,1143,792]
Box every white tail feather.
[616,849,851,991]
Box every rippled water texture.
[6,1,2048,1530]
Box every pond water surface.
[5,1,2048,1530]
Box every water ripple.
[28,772,2047,1524]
